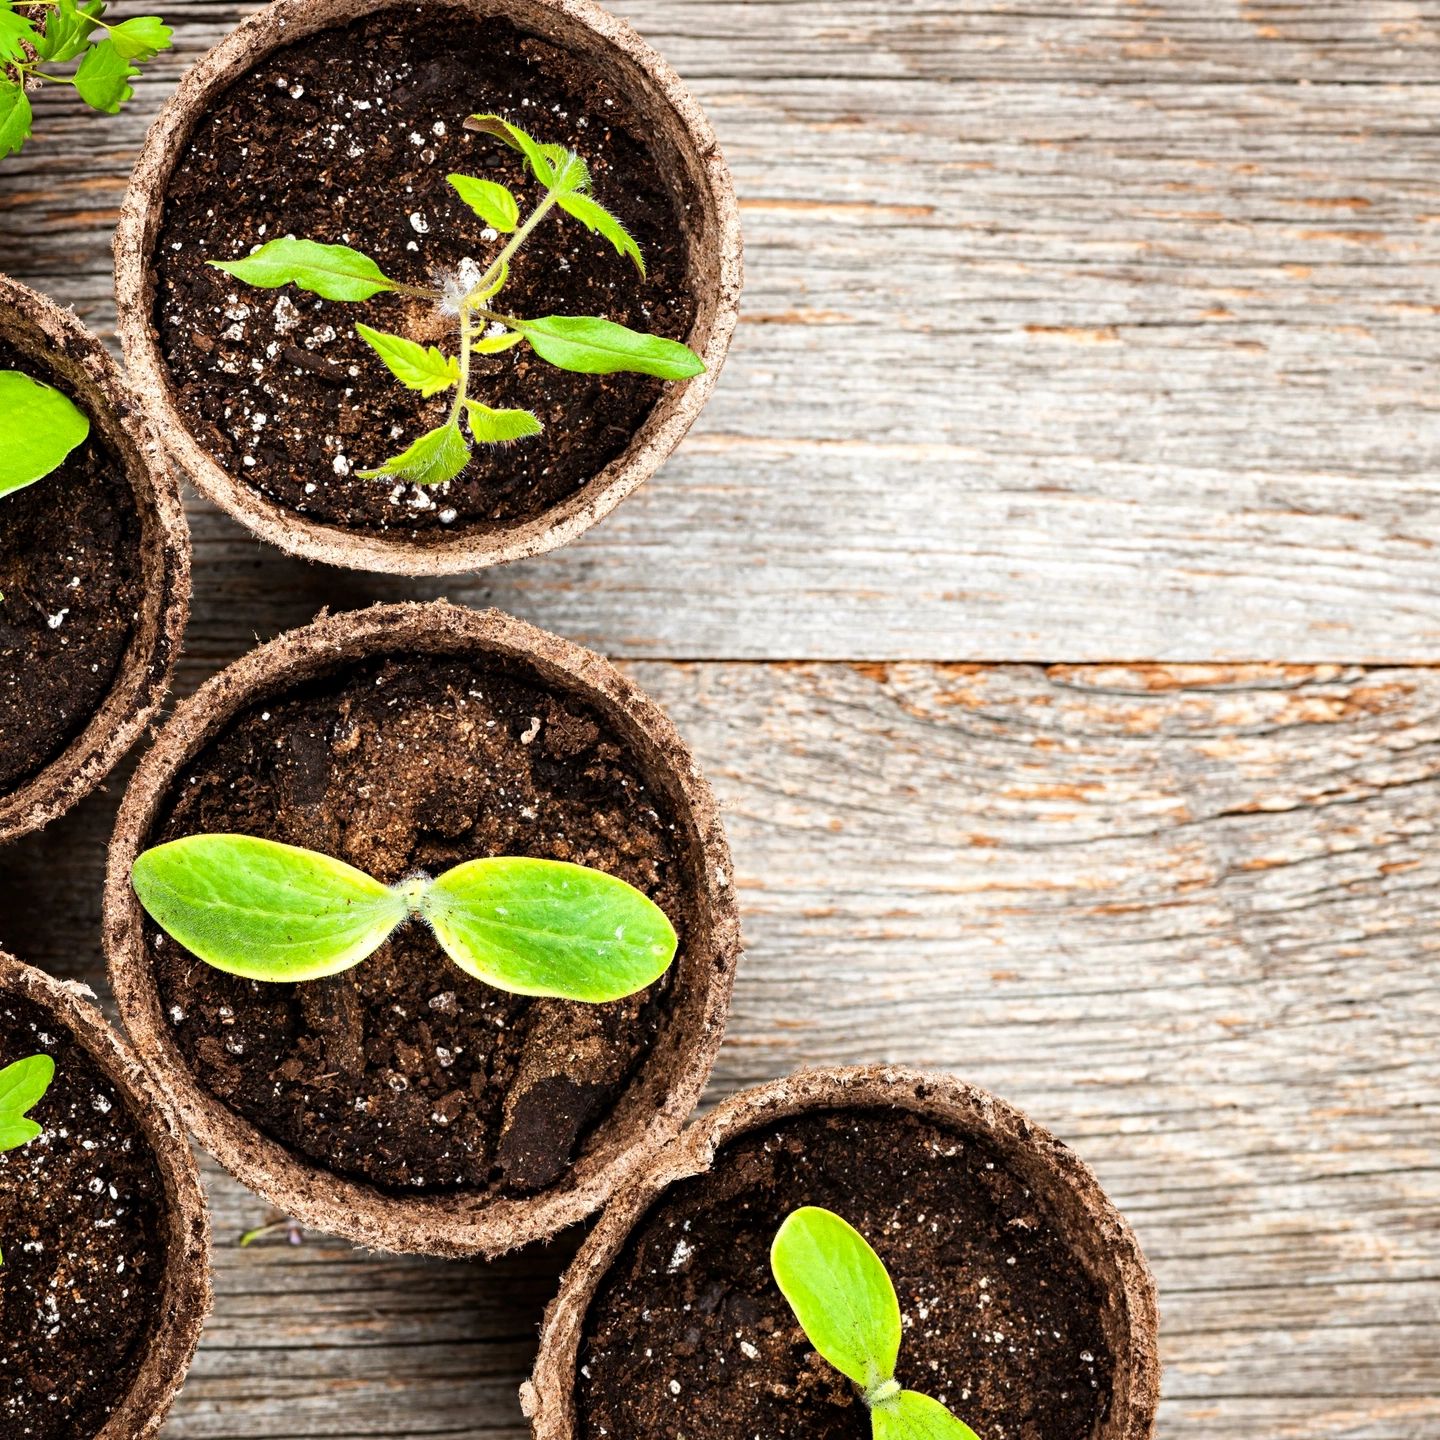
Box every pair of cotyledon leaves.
[1,1,172,159]
[131,834,677,1003]
[0,1052,55,1265]
[207,112,702,487]
[0,370,90,498]
[772,1207,980,1440]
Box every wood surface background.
[1,2,1438,1437]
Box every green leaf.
[0,1055,54,1119]
[465,112,560,190]
[34,0,105,62]
[462,400,542,444]
[131,834,408,983]
[0,370,90,498]
[471,329,524,356]
[771,1206,902,1391]
[0,78,29,159]
[0,7,40,64]
[74,37,139,113]
[355,322,459,398]
[871,1391,981,1440]
[418,857,677,1002]
[356,421,470,486]
[558,192,644,275]
[211,237,396,302]
[522,315,704,379]
[0,1118,41,1152]
[105,14,172,61]
[539,142,589,195]
[447,173,518,232]
[0,83,32,162]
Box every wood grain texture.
[1,1,1438,1436]
[3,655,1438,1437]
[5,2,1440,657]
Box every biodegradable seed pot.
[0,275,190,844]
[114,0,742,575]
[103,601,741,1255]
[0,952,210,1439]
[524,1068,1161,1440]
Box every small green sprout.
[209,112,704,487]
[771,1206,980,1440]
[131,833,677,1002]
[1,0,172,160]
[0,370,89,498]
[0,1052,55,1264]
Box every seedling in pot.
[0,1051,54,1264]
[0,369,89,498]
[131,833,677,1002]
[1,0,171,159]
[771,1206,980,1440]
[210,113,704,487]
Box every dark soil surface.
[145,651,690,1195]
[0,340,143,796]
[579,1108,1117,1440]
[152,6,698,538]
[0,992,168,1439]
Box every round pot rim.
[522,1065,1162,1440]
[103,599,742,1256]
[0,273,191,845]
[113,0,743,576]
[0,951,211,1439]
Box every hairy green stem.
[449,303,475,427]
[461,187,559,310]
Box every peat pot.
[115,0,742,574]
[104,600,741,1255]
[524,1066,1161,1440]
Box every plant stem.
[449,302,474,427]
[460,188,559,310]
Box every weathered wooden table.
[2,3,1438,1436]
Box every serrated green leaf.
[0,370,90,497]
[34,0,104,62]
[211,237,396,302]
[0,82,33,161]
[356,422,470,486]
[871,1392,981,1440]
[472,329,524,356]
[0,1055,54,1120]
[538,142,589,194]
[0,1118,41,1152]
[771,1207,901,1391]
[462,400,542,444]
[521,315,704,379]
[0,8,39,64]
[355,322,459,398]
[558,192,644,275]
[465,112,558,189]
[418,857,677,1002]
[132,834,409,983]
[105,14,172,60]
[74,37,139,112]
[447,172,518,232]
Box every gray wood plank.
[3,656,1437,1437]
[5,3,1440,657]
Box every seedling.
[0,369,89,498]
[132,833,677,1002]
[771,1206,979,1440]
[1,0,172,160]
[0,1051,54,1264]
[211,112,704,487]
